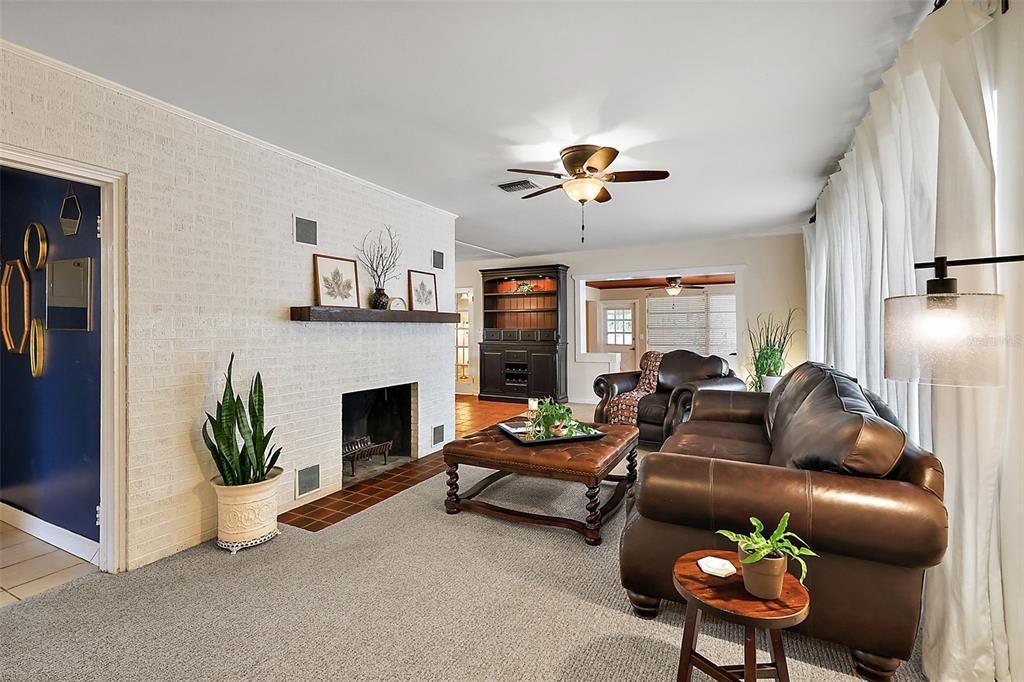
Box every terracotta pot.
[369,288,390,309]
[738,545,787,599]
[210,466,283,554]
[549,422,567,437]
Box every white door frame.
[1,143,128,573]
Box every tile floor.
[0,522,97,606]
[280,395,526,532]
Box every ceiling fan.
[507,144,669,243]
[645,277,704,296]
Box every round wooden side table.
[672,549,809,682]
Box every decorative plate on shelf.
[497,421,605,445]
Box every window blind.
[646,293,736,357]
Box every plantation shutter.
[646,292,737,357]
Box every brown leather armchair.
[593,350,745,444]
[619,362,947,680]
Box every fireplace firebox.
[341,384,413,484]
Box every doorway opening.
[582,273,740,373]
[0,145,128,588]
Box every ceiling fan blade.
[507,168,565,179]
[595,186,612,203]
[605,170,670,183]
[584,147,619,173]
[521,183,564,199]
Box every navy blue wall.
[0,168,101,541]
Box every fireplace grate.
[342,436,394,476]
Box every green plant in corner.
[746,308,798,391]
[202,354,282,486]
[716,512,818,583]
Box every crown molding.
[0,40,459,221]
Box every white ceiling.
[1,1,927,258]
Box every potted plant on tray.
[716,512,817,599]
[202,355,284,554]
[746,308,798,392]
[530,398,588,439]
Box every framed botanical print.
[408,270,438,312]
[314,254,360,308]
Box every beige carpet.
[0,455,924,681]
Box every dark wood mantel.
[290,306,460,323]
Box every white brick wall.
[1,44,457,569]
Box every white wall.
[1,43,457,569]
[455,232,806,403]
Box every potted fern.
[202,355,283,554]
[717,513,817,599]
[746,308,798,392]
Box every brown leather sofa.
[619,362,947,680]
[593,350,745,444]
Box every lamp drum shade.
[884,293,1006,387]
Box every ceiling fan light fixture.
[665,285,683,296]
[563,177,604,203]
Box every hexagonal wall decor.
[1,259,30,354]
[60,191,82,236]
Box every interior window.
[605,307,633,347]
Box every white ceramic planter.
[761,375,783,392]
[210,466,283,554]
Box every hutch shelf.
[478,264,568,403]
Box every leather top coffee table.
[673,549,810,682]
[442,422,639,545]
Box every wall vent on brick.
[432,250,444,269]
[296,464,321,497]
[294,216,318,245]
[432,425,445,445]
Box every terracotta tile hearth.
[279,452,448,531]
[279,395,525,532]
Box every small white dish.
[697,555,737,578]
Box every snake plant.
[202,354,282,485]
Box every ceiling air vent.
[496,179,541,193]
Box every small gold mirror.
[29,318,44,378]
[23,222,48,271]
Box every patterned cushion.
[607,351,664,426]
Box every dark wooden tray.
[496,421,606,445]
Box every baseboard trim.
[0,502,100,565]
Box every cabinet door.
[528,349,557,399]
[480,349,505,394]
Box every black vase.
[370,288,390,310]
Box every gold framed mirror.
[1,259,30,353]
[29,318,44,378]
[23,222,48,271]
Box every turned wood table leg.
[676,605,701,681]
[626,447,638,484]
[770,630,790,682]
[584,484,602,545]
[445,462,460,514]
[743,625,757,681]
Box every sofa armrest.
[635,453,947,568]
[689,390,769,424]
[593,371,641,422]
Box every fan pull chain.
[580,202,585,244]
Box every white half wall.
[1,43,457,569]
[455,232,806,403]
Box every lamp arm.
[915,254,1024,271]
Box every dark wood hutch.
[478,264,569,403]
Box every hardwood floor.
[455,394,525,437]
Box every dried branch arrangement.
[355,224,403,289]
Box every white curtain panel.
[803,2,1020,679]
